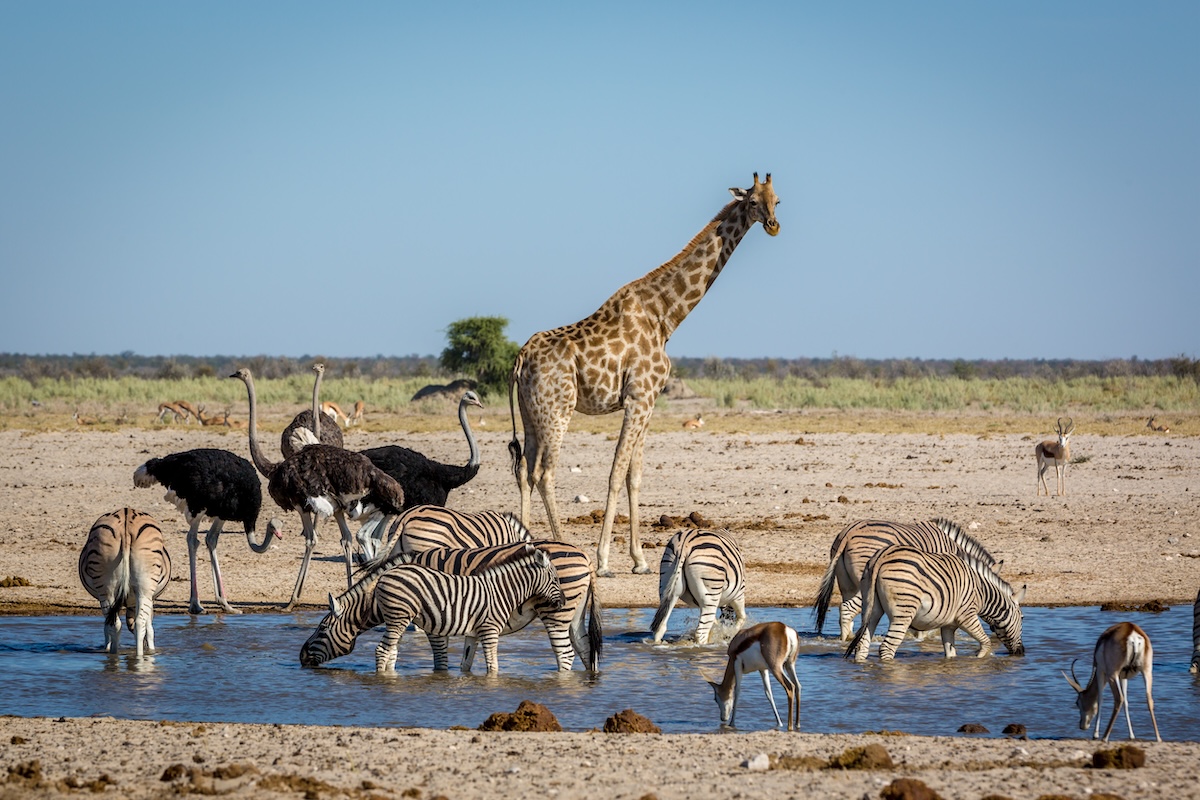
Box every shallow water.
[1,606,1197,739]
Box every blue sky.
[1,2,1196,361]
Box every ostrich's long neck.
[241,375,278,477]
[459,399,480,469]
[245,518,278,553]
[312,369,323,440]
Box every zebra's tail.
[104,543,133,647]
[649,539,683,635]
[844,556,879,661]
[812,550,841,635]
[574,571,603,672]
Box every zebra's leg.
[729,593,748,638]
[540,617,577,671]
[839,593,862,641]
[375,620,406,673]
[694,578,725,644]
[852,603,883,663]
[877,614,914,662]
[204,520,240,615]
[461,637,478,672]
[478,627,502,674]
[428,635,451,672]
[759,670,782,728]
[650,567,685,643]
[284,511,318,612]
[940,626,958,658]
[185,516,206,614]
[100,599,119,653]
[958,616,993,658]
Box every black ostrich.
[280,363,344,458]
[359,389,483,503]
[133,448,281,614]
[231,367,406,610]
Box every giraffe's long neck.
[634,200,753,339]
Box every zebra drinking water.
[650,529,746,644]
[846,545,1025,663]
[814,518,997,640]
[301,543,566,674]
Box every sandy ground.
[1,420,1198,798]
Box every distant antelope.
[1036,417,1074,496]
[321,401,349,426]
[708,621,801,731]
[682,414,705,430]
[174,400,201,424]
[1063,621,1161,742]
[74,411,99,425]
[1146,417,1170,433]
[156,402,186,423]
[348,400,365,426]
[197,406,228,426]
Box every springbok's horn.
[1063,658,1084,691]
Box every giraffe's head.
[730,172,780,236]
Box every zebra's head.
[299,592,359,668]
[529,547,565,611]
[991,583,1027,656]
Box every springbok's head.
[730,172,781,236]
[1056,417,1075,442]
[1061,658,1099,731]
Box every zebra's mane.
[932,518,997,566]
[501,512,534,542]
[956,548,1017,597]
[349,549,413,588]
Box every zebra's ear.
[1014,584,1027,604]
[328,593,341,616]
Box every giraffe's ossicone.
[508,173,781,576]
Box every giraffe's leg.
[598,401,654,576]
[284,511,317,612]
[625,426,651,573]
[531,416,570,542]
[185,517,205,615]
[205,520,240,614]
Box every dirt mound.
[603,709,661,734]
[828,743,894,770]
[478,700,562,732]
[1099,600,1169,613]
[1093,744,1146,769]
[880,777,944,800]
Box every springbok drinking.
[707,621,801,731]
[1063,621,1161,742]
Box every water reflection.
[0,606,1197,739]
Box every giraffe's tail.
[508,353,523,483]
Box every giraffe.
[508,172,781,576]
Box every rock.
[772,754,827,771]
[742,753,770,771]
[1099,600,1169,613]
[1001,723,1027,738]
[603,709,661,734]
[879,777,944,800]
[828,744,894,770]
[573,494,590,503]
[957,723,989,734]
[1092,744,1146,769]
[478,701,563,732]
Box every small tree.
[440,316,520,397]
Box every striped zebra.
[355,504,531,561]
[846,544,1025,663]
[301,542,575,673]
[374,544,564,673]
[1190,587,1200,674]
[814,518,997,640]
[77,508,172,657]
[650,529,746,644]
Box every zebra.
[1190,587,1200,674]
[355,504,531,561]
[846,544,1025,663]
[77,508,172,657]
[814,518,997,640]
[373,544,564,673]
[650,529,746,645]
[301,543,569,674]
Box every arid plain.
[2,404,1198,799]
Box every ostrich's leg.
[204,520,240,614]
[333,511,356,588]
[185,516,206,614]
[284,511,318,612]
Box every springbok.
[321,401,349,426]
[174,400,202,424]
[1146,417,1170,433]
[1036,417,1074,496]
[348,400,365,426]
[707,621,801,731]
[682,414,704,430]
[1063,621,1161,742]
[156,401,186,423]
